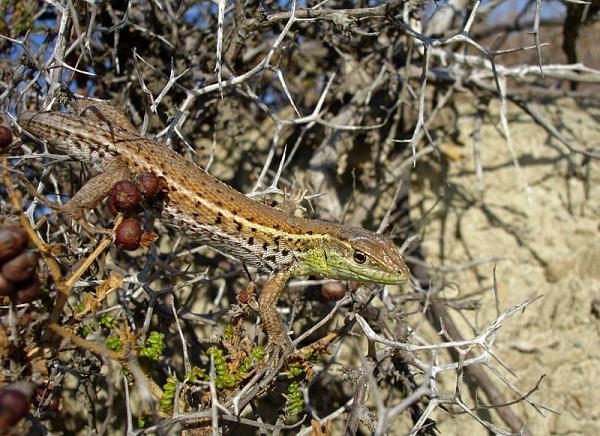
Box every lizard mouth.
[327,265,409,285]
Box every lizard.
[18,103,410,351]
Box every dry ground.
[410,97,599,434]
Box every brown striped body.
[19,111,409,280]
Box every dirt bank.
[412,97,600,434]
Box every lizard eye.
[353,250,367,264]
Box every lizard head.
[300,225,410,285]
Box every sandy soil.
[411,97,600,434]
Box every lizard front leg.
[61,101,134,224]
[61,158,130,232]
[258,271,292,351]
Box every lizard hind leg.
[277,187,309,216]
[75,100,138,133]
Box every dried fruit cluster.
[108,173,160,251]
[0,225,40,303]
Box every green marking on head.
[297,227,410,285]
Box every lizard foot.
[275,187,309,216]
[60,204,113,236]
[264,333,294,367]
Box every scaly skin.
[19,108,410,348]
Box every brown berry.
[109,180,141,213]
[136,172,160,199]
[115,218,142,251]
[0,274,14,296]
[321,282,347,301]
[0,225,29,262]
[1,251,38,283]
[0,126,13,150]
[0,386,30,431]
[15,275,40,303]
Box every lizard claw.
[264,333,294,367]
[275,187,309,216]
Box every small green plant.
[206,346,236,389]
[187,366,207,382]
[160,377,177,412]
[105,335,122,352]
[240,346,267,374]
[287,362,304,379]
[223,324,234,340]
[99,314,117,329]
[79,324,92,338]
[139,331,166,362]
[285,362,306,418]
[285,382,304,418]
[137,414,151,429]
